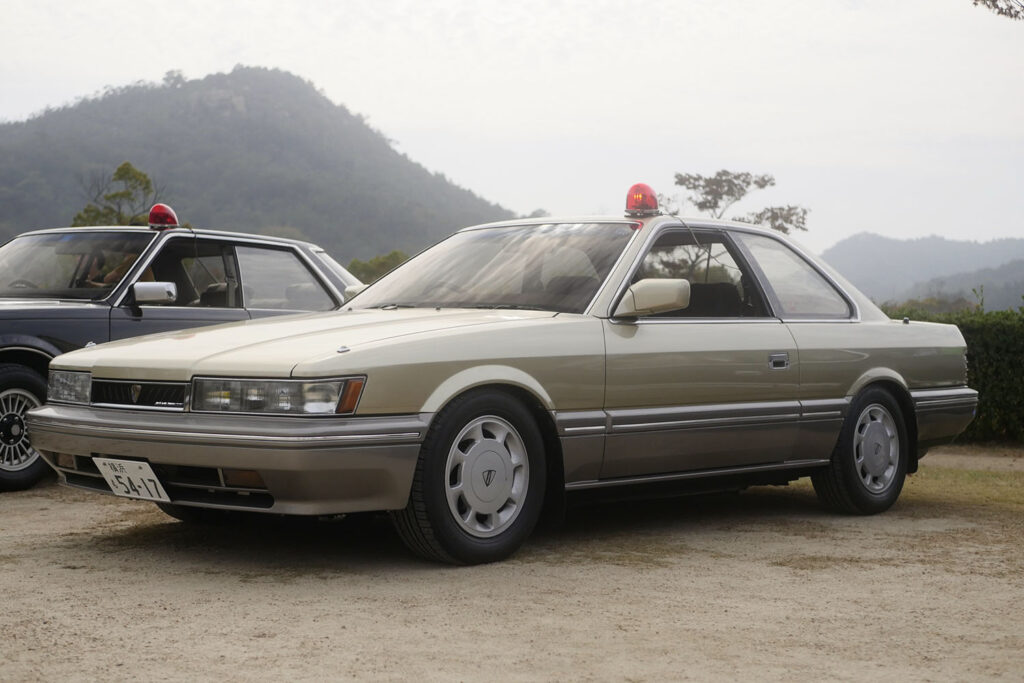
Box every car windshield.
[0,231,156,300]
[352,222,636,313]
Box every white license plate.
[93,458,171,502]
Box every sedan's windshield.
[0,231,156,300]
[352,222,636,313]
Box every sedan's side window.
[633,230,768,317]
[235,246,335,311]
[735,233,850,319]
[146,239,240,307]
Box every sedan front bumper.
[25,404,431,515]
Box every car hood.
[53,308,557,380]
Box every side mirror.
[344,283,368,300]
[613,278,690,317]
[133,281,177,305]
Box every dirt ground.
[2,445,1022,682]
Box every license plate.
[93,457,171,502]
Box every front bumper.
[25,404,431,515]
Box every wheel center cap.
[862,423,890,476]
[1,413,26,446]
[465,442,513,513]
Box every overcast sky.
[1,0,1021,253]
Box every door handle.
[769,352,790,370]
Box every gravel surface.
[2,446,1022,681]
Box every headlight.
[191,377,365,415]
[48,370,91,404]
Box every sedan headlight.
[48,370,92,404]
[191,377,365,415]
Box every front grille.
[91,380,187,410]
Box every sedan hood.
[54,308,556,380]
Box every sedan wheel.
[0,365,50,491]
[392,389,546,564]
[812,387,908,515]
[444,415,530,538]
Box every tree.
[672,170,809,234]
[72,162,162,226]
[348,250,409,283]
[972,0,1023,20]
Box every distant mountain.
[0,67,514,260]
[821,233,1024,304]
[904,259,1024,311]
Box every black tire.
[155,502,230,525]
[812,387,909,515]
[391,389,547,565]
[0,364,50,492]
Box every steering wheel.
[7,279,38,289]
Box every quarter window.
[735,233,850,318]
[235,247,335,311]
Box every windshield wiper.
[371,303,418,310]
[470,304,551,311]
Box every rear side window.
[735,233,850,318]
[235,247,335,311]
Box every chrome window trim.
[728,228,861,323]
[602,221,780,322]
[111,234,344,309]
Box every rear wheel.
[0,364,50,492]
[812,387,908,514]
[391,389,546,565]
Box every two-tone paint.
[26,215,977,515]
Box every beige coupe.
[26,184,977,564]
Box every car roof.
[458,214,786,240]
[13,225,324,250]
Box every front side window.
[735,233,850,318]
[0,231,155,300]
[146,239,240,307]
[235,246,335,311]
[353,223,636,313]
[632,230,768,317]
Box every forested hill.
[0,67,514,259]
[821,233,1024,304]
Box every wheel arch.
[427,380,566,528]
[0,342,56,382]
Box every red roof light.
[625,183,659,217]
[148,203,179,229]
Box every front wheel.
[0,364,50,492]
[812,387,909,515]
[391,390,546,565]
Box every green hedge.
[882,305,1024,443]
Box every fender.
[846,367,908,399]
[0,334,62,360]
[421,364,555,414]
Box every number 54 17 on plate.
[93,457,171,502]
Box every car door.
[730,231,861,456]
[109,236,250,340]
[600,227,800,479]
[234,245,339,319]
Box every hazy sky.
[1,0,1021,253]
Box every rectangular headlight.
[48,371,91,404]
[190,377,365,415]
